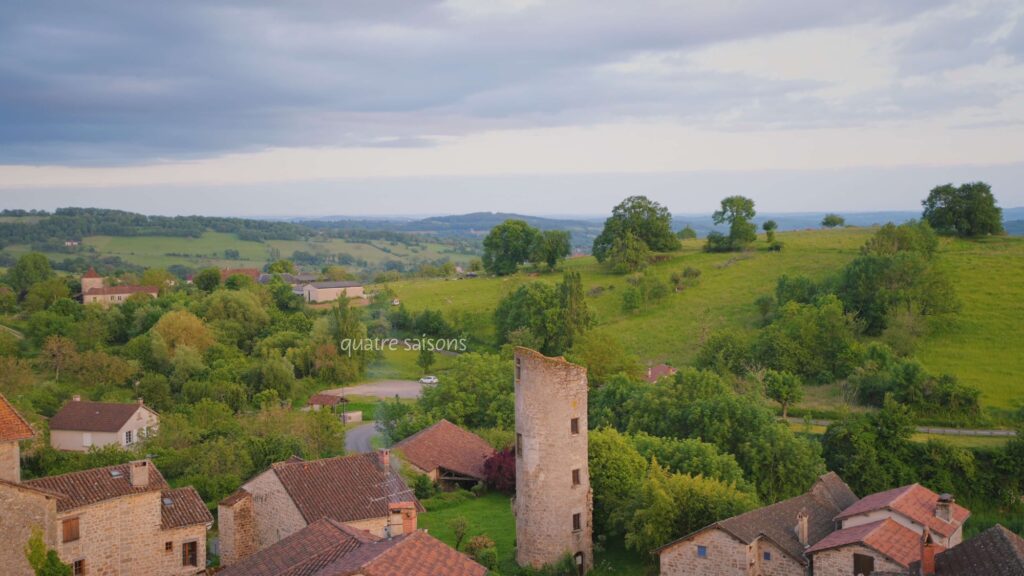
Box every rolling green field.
[383,229,1024,411]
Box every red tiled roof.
[272,453,423,525]
[84,285,159,296]
[220,268,261,281]
[351,530,488,576]
[49,399,152,432]
[645,363,678,383]
[393,419,495,480]
[83,267,101,278]
[0,393,34,442]
[308,393,343,407]
[933,524,1024,575]
[806,518,921,567]
[835,484,970,538]
[218,518,378,576]
[23,460,169,512]
[220,487,252,507]
[161,486,214,529]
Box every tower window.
[572,469,581,486]
[515,358,521,382]
[572,513,582,532]
[570,418,579,435]
[516,433,523,458]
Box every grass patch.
[366,346,456,381]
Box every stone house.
[81,267,158,307]
[218,517,488,576]
[513,347,593,573]
[217,451,423,567]
[0,397,212,576]
[301,281,365,303]
[1,393,34,484]
[656,472,858,576]
[393,419,495,487]
[49,396,159,452]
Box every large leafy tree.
[532,229,572,270]
[589,428,648,536]
[482,219,542,275]
[493,272,590,355]
[709,195,757,251]
[6,252,53,296]
[592,196,679,263]
[922,181,1003,237]
[763,369,803,418]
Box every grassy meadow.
[383,228,1024,413]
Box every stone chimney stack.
[130,460,150,488]
[138,397,144,405]
[72,395,81,402]
[389,502,418,535]
[379,449,390,470]
[795,509,810,546]
[936,493,954,522]
[919,528,943,575]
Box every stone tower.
[81,267,104,294]
[514,347,593,572]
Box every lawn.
[418,492,650,575]
[381,229,1024,412]
[266,237,474,267]
[365,346,457,381]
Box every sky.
[1,0,1022,217]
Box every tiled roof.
[220,268,261,281]
[645,363,678,383]
[220,519,488,576]
[219,487,252,507]
[655,472,858,564]
[308,393,343,406]
[161,486,213,529]
[23,460,169,512]
[83,267,101,278]
[0,393,34,441]
[835,484,970,539]
[84,285,159,296]
[272,453,423,524]
[49,399,151,432]
[393,419,494,480]
[806,519,921,567]
[933,524,1024,575]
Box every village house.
[218,517,488,576]
[393,419,495,488]
[656,472,859,576]
[217,451,423,567]
[49,396,159,452]
[0,393,34,484]
[80,267,158,307]
[301,280,365,303]
[0,394,212,576]
[922,523,1024,575]
[306,393,363,423]
[645,363,678,383]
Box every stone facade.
[659,528,749,576]
[810,544,904,576]
[513,348,593,572]
[1,439,21,483]
[238,467,307,550]
[217,492,258,567]
[755,538,805,576]
[0,482,59,576]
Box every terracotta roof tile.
[220,268,262,281]
[308,393,343,406]
[272,453,423,525]
[645,363,678,383]
[84,285,158,296]
[83,267,101,279]
[218,518,375,576]
[393,420,494,480]
[806,518,921,567]
[0,393,34,441]
[353,531,488,576]
[835,484,970,538]
[161,486,213,529]
[23,460,169,512]
[934,524,1024,575]
[219,487,252,507]
[49,399,152,432]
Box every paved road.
[346,422,380,453]
[785,417,1017,437]
[323,379,427,399]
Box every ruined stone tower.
[514,347,593,573]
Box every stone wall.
[754,538,805,576]
[811,544,904,576]
[241,468,308,549]
[658,528,749,576]
[0,483,59,576]
[0,439,21,483]
[218,492,258,566]
[514,348,593,571]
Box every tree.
[25,527,72,576]
[821,213,845,228]
[756,295,862,383]
[417,347,435,375]
[267,259,297,274]
[483,447,516,492]
[194,268,221,292]
[762,220,778,243]
[140,268,174,288]
[24,278,71,311]
[494,274,590,356]
[922,181,1003,237]
[151,310,215,356]
[41,335,78,381]
[711,196,757,251]
[677,225,697,240]
[418,353,514,429]
[567,331,643,384]
[5,253,53,296]
[532,230,572,270]
[764,369,803,418]
[589,428,647,535]
[482,220,542,276]
[606,230,650,274]
[592,196,679,263]
[450,516,470,551]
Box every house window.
[572,513,582,532]
[853,553,875,576]
[515,358,521,382]
[73,560,85,575]
[182,541,198,567]
[570,418,579,435]
[62,517,80,543]
[516,433,523,458]
[763,551,771,561]
[125,430,133,445]
[697,545,708,558]
[165,541,173,552]
[572,469,581,486]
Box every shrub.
[483,447,516,492]
[465,535,498,569]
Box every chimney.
[137,397,144,405]
[72,395,81,402]
[389,502,418,534]
[130,460,150,488]
[936,493,954,523]
[919,528,943,576]
[795,509,810,547]
[379,449,390,470]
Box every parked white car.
[419,375,439,384]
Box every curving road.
[346,422,380,453]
